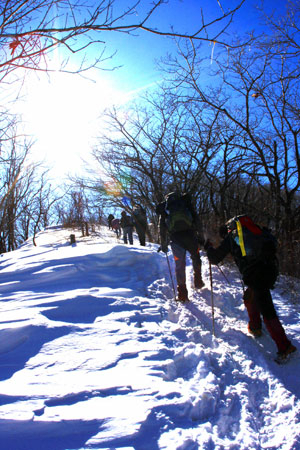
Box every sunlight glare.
[21,70,125,179]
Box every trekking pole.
[157,246,176,301]
[166,252,177,301]
[217,264,231,285]
[209,261,216,337]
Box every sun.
[20,70,125,179]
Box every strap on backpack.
[236,220,246,257]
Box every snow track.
[0,226,299,449]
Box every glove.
[161,243,168,253]
[203,239,213,251]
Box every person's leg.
[171,242,186,286]
[253,287,291,352]
[264,317,292,353]
[123,227,128,244]
[243,287,262,335]
[139,227,146,246]
[185,233,204,289]
[137,229,144,245]
[170,242,188,301]
[128,228,133,245]
[177,284,188,302]
[190,248,204,288]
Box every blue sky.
[98,0,287,92]
[10,0,289,180]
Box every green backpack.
[165,192,194,233]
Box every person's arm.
[205,235,231,265]
[156,201,169,252]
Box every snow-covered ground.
[0,225,299,450]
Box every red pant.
[243,287,291,352]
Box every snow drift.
[0,225,299,450]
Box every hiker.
[132,205,147,246]
[156,191,205,302]
[108,214,114,230]
[120,211,134,245]
[111,218,121,238]
[204,214,296,362]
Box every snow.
[0,225,300,450]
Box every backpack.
[164,192,194,233]
[121,213,133,228]
[227,215,277,262]
[111,218,120,230]
[132,207,147,225]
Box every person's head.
[221,215,247,237]
[121,211,126,217]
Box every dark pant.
[123,226,133,244]
[170,240,202,286]
[113,227,121,238]
[243,287,291,352]
[135,224,146,246]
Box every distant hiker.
[156,191,205,302]
[111,218,121,238]
[120,211,134,245]
[132,205,147,246]
[204,214,296,362]
[108,214,114,230]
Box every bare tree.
[161,33,300,223]
[0,121,59,250]
[86,91,227,233]
[19,171,62,245]
[257,0,300,64]
[153,4,300,275]
[0,0,247,81]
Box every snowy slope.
[0,225,299,450]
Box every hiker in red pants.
[204,215,296,362]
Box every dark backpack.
[132,207,147,225]
[227,215,277,262]
[164,192,194,233]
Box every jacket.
[206,233,278,289]
[120,214,133,228]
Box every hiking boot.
[194,273,204,289]
[248,323,262,338]
[276,344,297,362]
[177,284,189,303]
[194,277,204,289]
